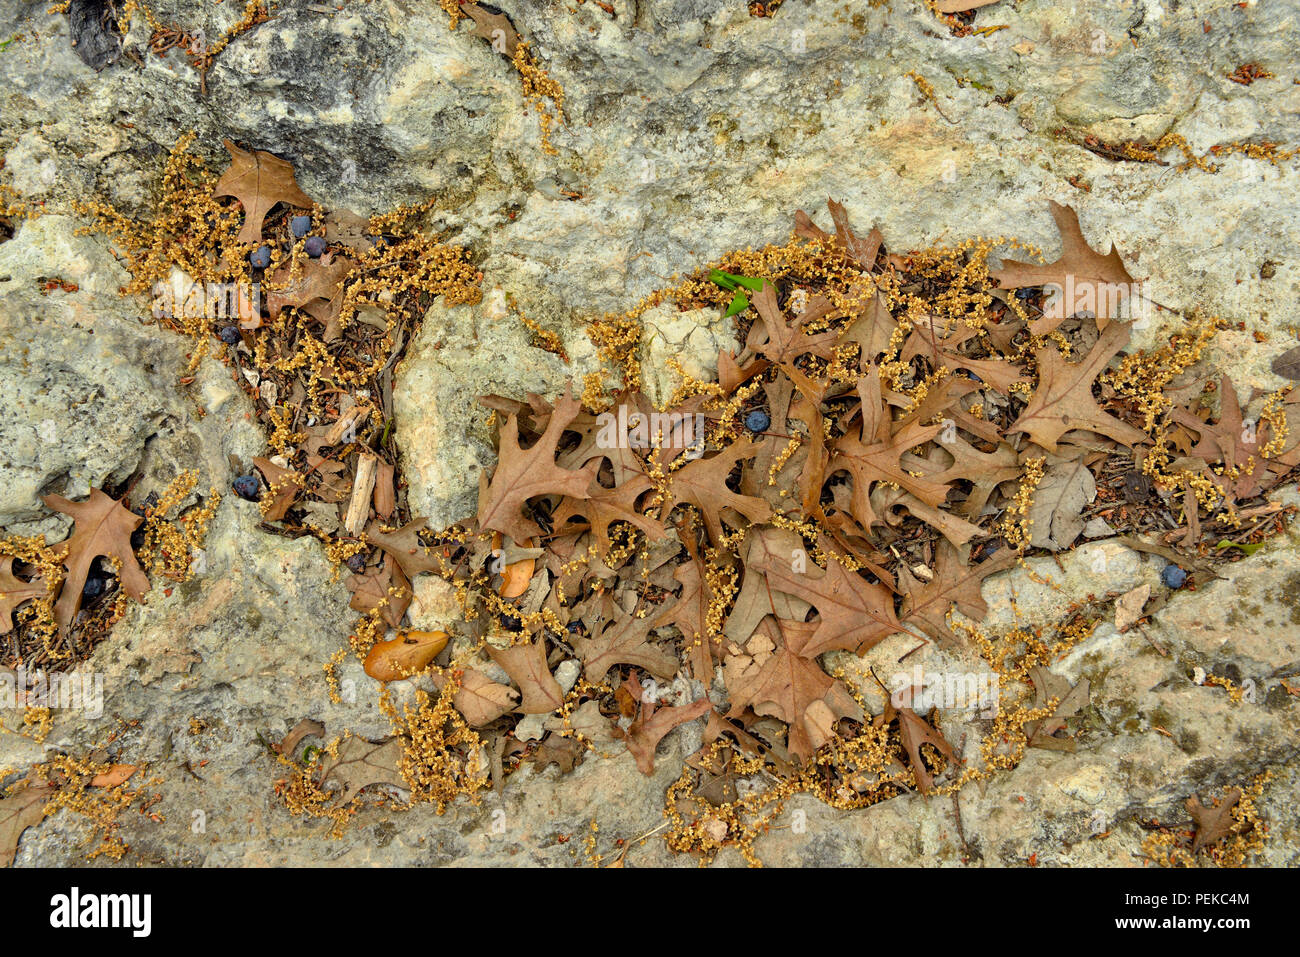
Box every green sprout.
[709,269,770,317]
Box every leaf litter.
[6,131,1299,866]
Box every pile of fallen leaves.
[8,122,1295,864]
[278,200,1298,862]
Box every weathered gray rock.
[0,215,186,535]
[3,0,1300,868]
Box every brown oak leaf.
[44,490,151,634]
[364,518,443,579]
[487,638,564,714]
[462,2,520,57]
[574,603,679,683]
[212,139,314,245]
[0,557,45,635]
[876,699,958,794]
[477,389,598,543]
[315,735,407,806]
[1009,320,1148,453]
[345,554,413,629]
[1187,787,1244,853]
[749,539,901,656]
[621,689,712,775]
[991,202,1136,335]
[659,437,773,544]
[898,543,1015,646]
[266,254,356,341]
[725,619,864,763]
[0,777,52,867]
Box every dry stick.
[344,454,378,537]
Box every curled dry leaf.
[363,630,449,682]
[278,718,325,757]
[622,694,713,775]
[89,764,137,788]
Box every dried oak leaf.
[829,377,951,530]
[875,699,958,795]
[659,437,773,544]
[898,543,1015,646]
[574,603,679,683]
[991,202,1135,335]
[462,2,521,57]
[652,546,718,684]
[795,199,883,271]
[478,390,598,543]
[345,554,413,629]
[1187,787,1243,853]
[549,473,665,556]
[487,638,564,714]
[0,777,53,868]
[748,538,900,656]
[723,527,813,646]
[252,457,304,521]
[725,619,864,764]
[212,139,314,245]
[363,518,443,578]
[432,667,520,727]
[44,490,151,634]
[0,557,45,635]
[316,735,407,806]
[1026,458,1096,552]
[1169,376,1268,501]
[1009,320,1148,453]
[748,283,838,365]
[1114,583,1150,634]
[621,692,712,775]
[266,254,356,342]
[532,733,582,774]
[1024,666,1091,751]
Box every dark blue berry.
[82,574,108,599]
[566,620,583,635]
[1161,564,1188,589]
[1015,287,1038,301]
[290,215,312,239]
[499,614,522,631]
[233,474,260,501]
[218,325,241,344]
[249,245,271,269]
[345,553,367,574]
[304,236,327,258]
[744,409,770,434]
